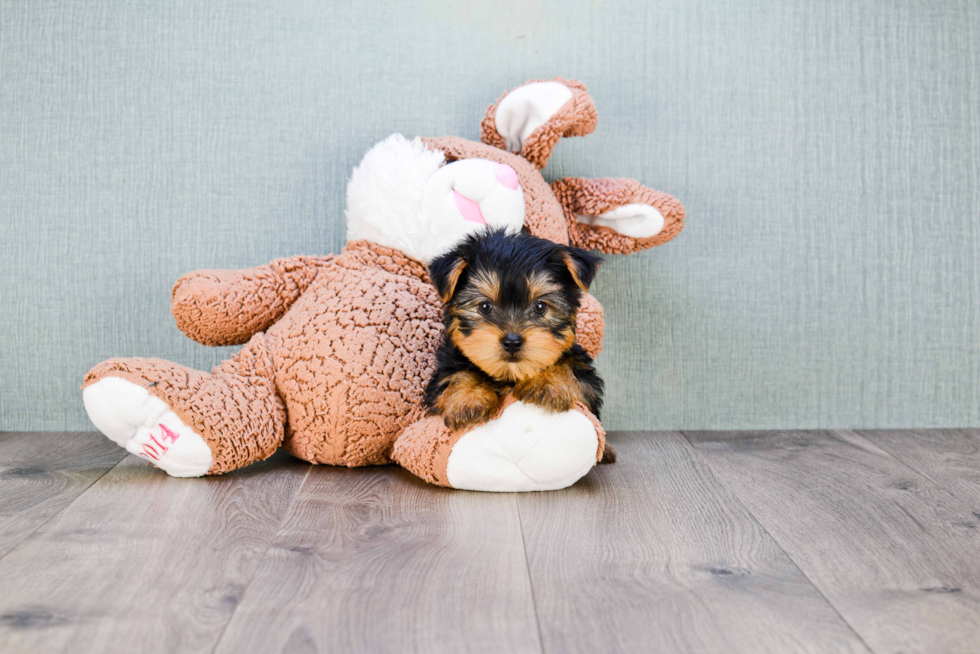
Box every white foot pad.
[82,377,213,477]
[445,401,599,492]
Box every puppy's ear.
[561,245,601,292]
[429,248,468,304]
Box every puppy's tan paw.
[513,364,581,414]
[436,371,502,431]
[443,400,499,431]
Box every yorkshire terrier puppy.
[424,228,606,444]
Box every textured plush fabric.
[481,77,598,169]
[552,178,686,255]
[82,335,286,475]
[575,293,604,359]
[391,409,469,487]
[172,255,338,347]
[268,242,443,466]
[87,241,444,472]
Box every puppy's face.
[430,230,600,382]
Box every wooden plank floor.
[0,430,978,654]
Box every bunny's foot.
[393,397,604,492]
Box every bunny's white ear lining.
[494,81,573,153]
[575,203,665,239]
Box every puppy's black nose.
[501,332,524,353]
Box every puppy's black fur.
[424,228,604,435]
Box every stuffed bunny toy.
[82,78,684,492]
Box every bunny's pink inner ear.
[551,177,686,255]
[481,78,597,169]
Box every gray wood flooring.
[0,430,977,653]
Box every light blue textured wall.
[1,0,978,431]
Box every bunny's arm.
[171,255,337,346]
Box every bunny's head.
[345,78,684,262]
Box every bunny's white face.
[346,134,525,262]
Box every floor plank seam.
[837,429,956,498]
[0,452,128,564]
[209,464,313,654]
[678,431,879,654]
[514,495,546,654]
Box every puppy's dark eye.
[478,301,494,315]
[532,300,547,316]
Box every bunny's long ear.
[551,177,686,255]
[481,78,597,169]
